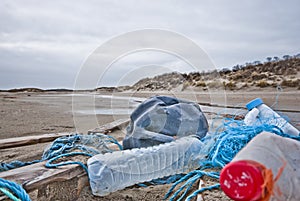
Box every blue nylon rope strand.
[175,174,204,201]
[170,171,220,201]
[0,159,42,172]
[165,170,220,200]
[0,187,21,201]
[0,178,31,201]
[164,171,198,199]
[169,174,201,201]
[176,182,194,201]
[105,135,123,150]
[185,184,220,201]
[45,152,92,173]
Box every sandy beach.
[1,90,299,138]
[0,89,299,200]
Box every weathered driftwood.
[0,118,129,200]
[0,161,85,192]
[0,162,88,201]
[0,118,129,150]
[0,133,72,150]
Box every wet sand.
[0,90,299,200]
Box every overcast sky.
[0,0,299,89]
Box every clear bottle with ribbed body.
[87,136,205,196]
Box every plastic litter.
[87,135,206,196]
[245,98,299,136]
[220,132,300,201]
[244,107,260,125]
[123,96,208,149]
[166,116,300,200]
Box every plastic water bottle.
[244,107,260,125]
[220,132,300,201]
[244,98,299,136]
[87,136,205,196]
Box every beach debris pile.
[0,96,299,201]
[87,96,300,200]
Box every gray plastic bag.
[123,96,208,149]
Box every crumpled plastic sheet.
[123,96,208,149]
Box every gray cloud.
[0,0,299,89]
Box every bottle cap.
[246,98,264,111]
[220,160,265,201]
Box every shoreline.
[1,90,299,138]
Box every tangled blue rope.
[0,133,122,172]
[0,178,31,201]
[42,133,122,160]
[207,119,300,168]
[0,160,41,172]
[165,170,219,201]
[45,152,93,173]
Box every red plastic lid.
[220,160,265,201]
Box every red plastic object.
[220,160,265,201]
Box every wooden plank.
[0,162,85,193]
[88,118,130,134]
[0,132,72,150]
[0,118,129,150]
